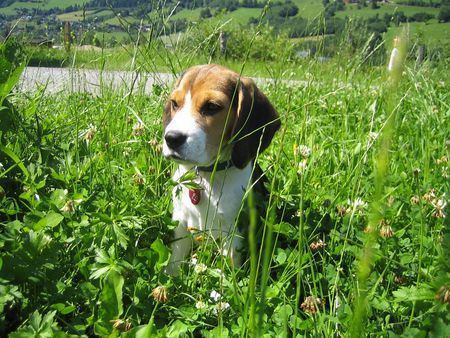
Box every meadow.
[1,21,450,337]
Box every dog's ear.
[231,77,280,169]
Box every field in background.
[1,23,450,336]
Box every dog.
[162,64,280,275]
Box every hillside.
[0,0,449,58]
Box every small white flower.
[190,254,198,266]
[350,198,367,210]
[194,263,207,274]
[195,301,207,309]
[214,301,230,313]
[34,194,40,201]
[0,162,4,171]
[210,290,221,302]
[297,159,308,175]
[432,198,447,219]
[298,145,311,158]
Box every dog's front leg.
[165,222,192,276]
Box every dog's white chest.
[172,164,252,235]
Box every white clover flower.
[194,263,207,274]
[432,198,447,219]
[190,254,198,266]
[298,145,311,158]
[210,290,221,302]
[195,301,207,310]
[351,198,367,210]
[214,301,230,314]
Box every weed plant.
[0,13,449,337]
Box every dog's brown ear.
[231,77,280,169]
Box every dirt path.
[18,67,307,95]
[19,67,175,95]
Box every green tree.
[438,5,450,21]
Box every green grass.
[57,9,115,22]
[386,21,450,47]
[1,23,450,337]
[0,0,84,15]
[291,0,324,19]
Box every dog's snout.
[165,131,187,149]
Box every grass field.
[386,21,450,48]
[0,0,83,15]
[1,26,449,336]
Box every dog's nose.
[165,131,187,149]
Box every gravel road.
[19,67,176,95]
[18,67,307,95]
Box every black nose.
[165,131,187,149]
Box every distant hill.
[0,0,448,52]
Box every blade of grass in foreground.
[349,32,408,337]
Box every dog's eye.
[201,102,222,116]
[171,100,178,110]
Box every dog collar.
[195,160,234,173]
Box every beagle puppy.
[163,64,280,275]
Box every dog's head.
[162,64,280,169]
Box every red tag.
[189,189,201,205]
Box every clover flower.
[297,145,311,158]
[110,318,132,332]
[213,301,230,315]
[210,290,221,302]
[195,301,207,310]
[300,296,323,314]
[410,195,420,205]
[132,121,145,136]
[431,198,447,219]
[380,224,394,238]
[151,286,168,303]
[310,239,327,251]
[435,285,450,305]
[194,263,207,274]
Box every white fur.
[165,163,252,275]
[163,91,211,165]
